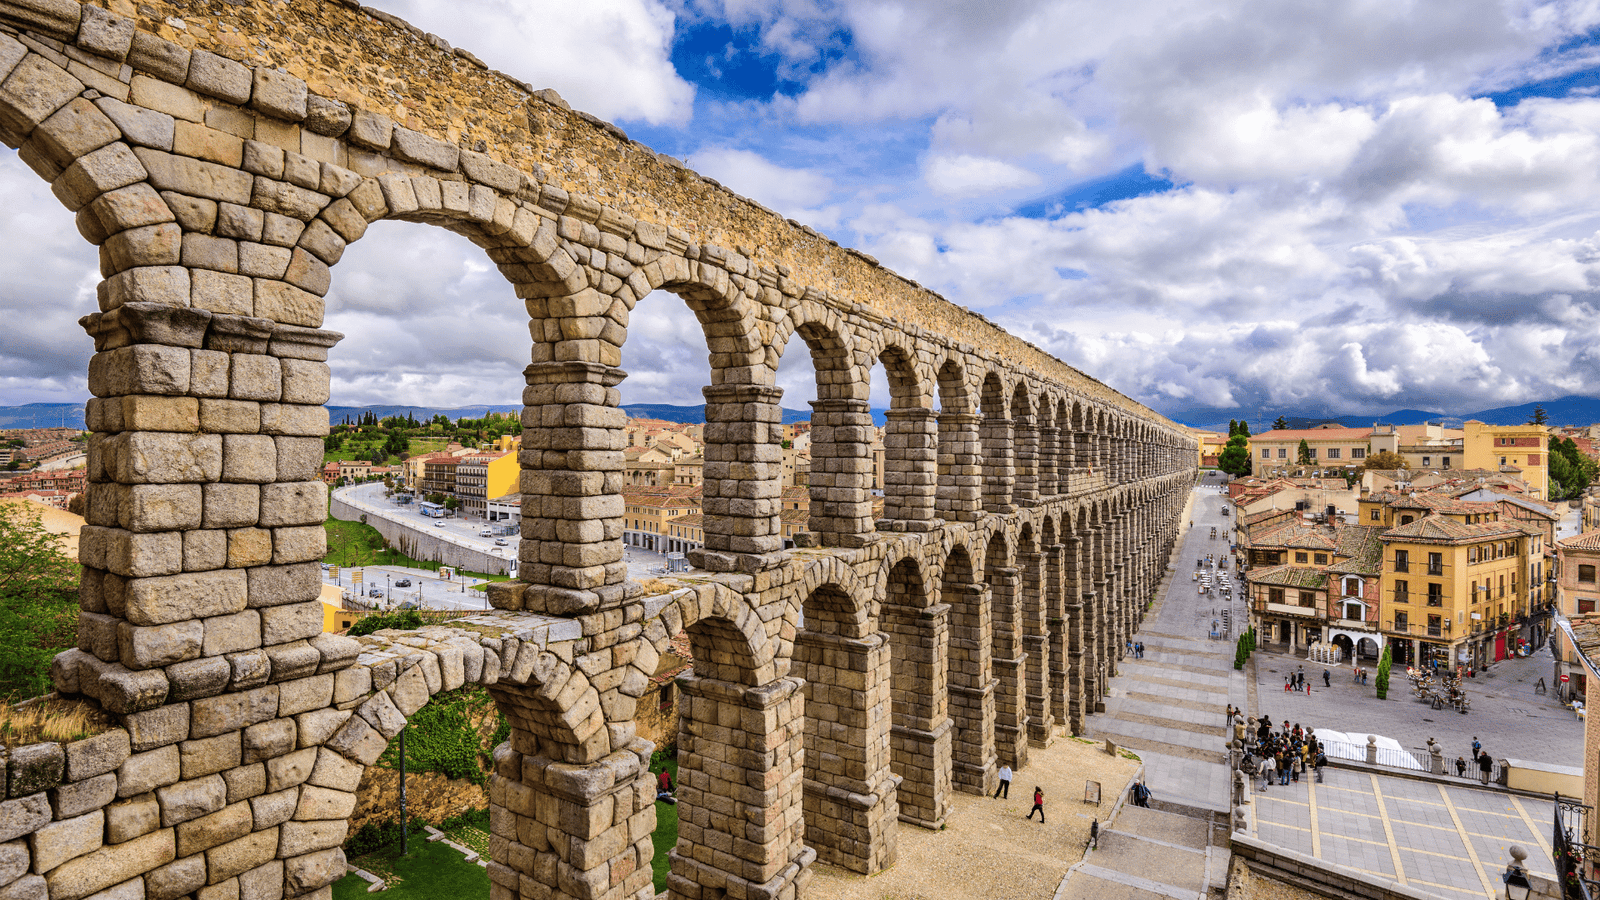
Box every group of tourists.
[1238,714,1327,791]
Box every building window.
[1327,448,1341,459]
[1580,565,1596,584]
[1353,448,1366,459]
[1394,550,1409,573]
[1295,552,1309,563]
[1581,598,1597,614]
[1344,578,1361,597]
[1427,615,1442,637]
[1427,552,1443,576]
[1422,457,1431,466]
[1442,457,1450,468]
[1427,583,1443,606]
[1278,448,1288,458]
[1394,580,1409,603]
[1401,515,1414,525]
[1298,591,1315,607]
[1261,448,1270,459]
[1307,448,1317,458]
[1315,553,1328,565]
[1370,509,1380,521]
[1395,611,1409,630]
[1269,588,1285,605]
[1343,601,1364,620]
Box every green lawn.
[651,759,680,894]
[325,516,515,582]
[333,839,488,899]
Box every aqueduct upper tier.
[0,0,1199,898]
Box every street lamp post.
[385,574,390,606]
[1502,845,1531,900]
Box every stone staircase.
[1055,801,1230,900]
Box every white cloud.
[688,147,836,217]
[370,0,695,125]
[923,154,1041,196]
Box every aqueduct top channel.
[0,1,1198,898]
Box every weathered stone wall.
[0,0,1201,898]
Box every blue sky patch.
[1014,164,1177,219]
[670,20,857,102]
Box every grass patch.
[334,837,488,899]
[326,516,513,582]
[651,758,679,894]
[0,697,113,746]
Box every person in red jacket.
[1026,786,1045,823]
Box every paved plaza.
[1253,771,1555,900]
[1082,475,1572,899]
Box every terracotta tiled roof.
[1328,526,1384,575]
[1248,565,1328,590]
[1559,531,1600,551]
[1381,513,1528,543]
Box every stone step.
[1111,805,1212,851]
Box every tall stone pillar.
[794,631,900,874]
[808,398,876,547]
[882,407,938,530]
[989,566,1028,770]
[1013,411,1038,506]
[76,295,342,714]
[946,583,997,795]
[518,360,627,613]
[884,602,952,828]
[1075,431,1093,490]
[489,738,656,900]
[935,412,983,522]
[1038,426,1061,497]
[670,675,814,900]
[1021,548,1054,747]
[1046,542,1070,730]
[981,413,1015,514]
[697,383,785,572]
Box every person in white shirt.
[994,764,1013,799]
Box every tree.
[1218,435,1253,476]
[1228,419,1240,437]
[0,503,79,698]
[1273,416,1288,431]
[1296,439,1313,465]
[1549,437,1597,500]
[1527,405,1549,426]
[1363,450,1408,471]
[1237,420,1251,438]
[1374,645,1392,700]
[443,497,460,512]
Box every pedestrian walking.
[1323,669,1331,687]
[1314,749,1327,783]
[1137,642,1145,658]
[994,764,1012,799]
[1132,781,1152,808]
[1026,786,1045,822]
[1284,676,1292,692]
[1471,736,1481,761]
[1477,749,1493,785]
[1455,756,1467,778]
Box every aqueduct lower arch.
[0,1,1199,898]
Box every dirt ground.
[806,733,1141,900]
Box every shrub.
[1375,645,1392,699]
[349,609,424,637]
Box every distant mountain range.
[1188,395,1600,432]
[8,395,1599,434]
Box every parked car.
[394,579,412,588]
[368,588,382,597]
[480,529,494,537]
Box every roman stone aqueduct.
[0,1,1199,898]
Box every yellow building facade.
[1378,512,1539,670]
[1463,421,1549,499]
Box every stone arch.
[872,337,938,529]
[880,553,951,828]
[979,371,1014,513]
[984,528,1027,769]
[780,303,875,548]
[933,356,981,523]
[941,542,995,795]
[1010,381,1039,506]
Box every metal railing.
[1555,794,1597,900]
[1315,737,1428,772]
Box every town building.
[1243,521,1381,655]
[622,486,703,553]
[1248,425,1373,471]
[455,452,517,520]
[1462,420,1550,500]
[1554,531,1600,704]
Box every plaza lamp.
[1502,845,1531,900]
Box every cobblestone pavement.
[1083,472,1249,813]
[1251,644,1584,771]
[1253,769,1555,900]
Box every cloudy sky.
[9,0,1600,425]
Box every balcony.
[1333,617,1375,631]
